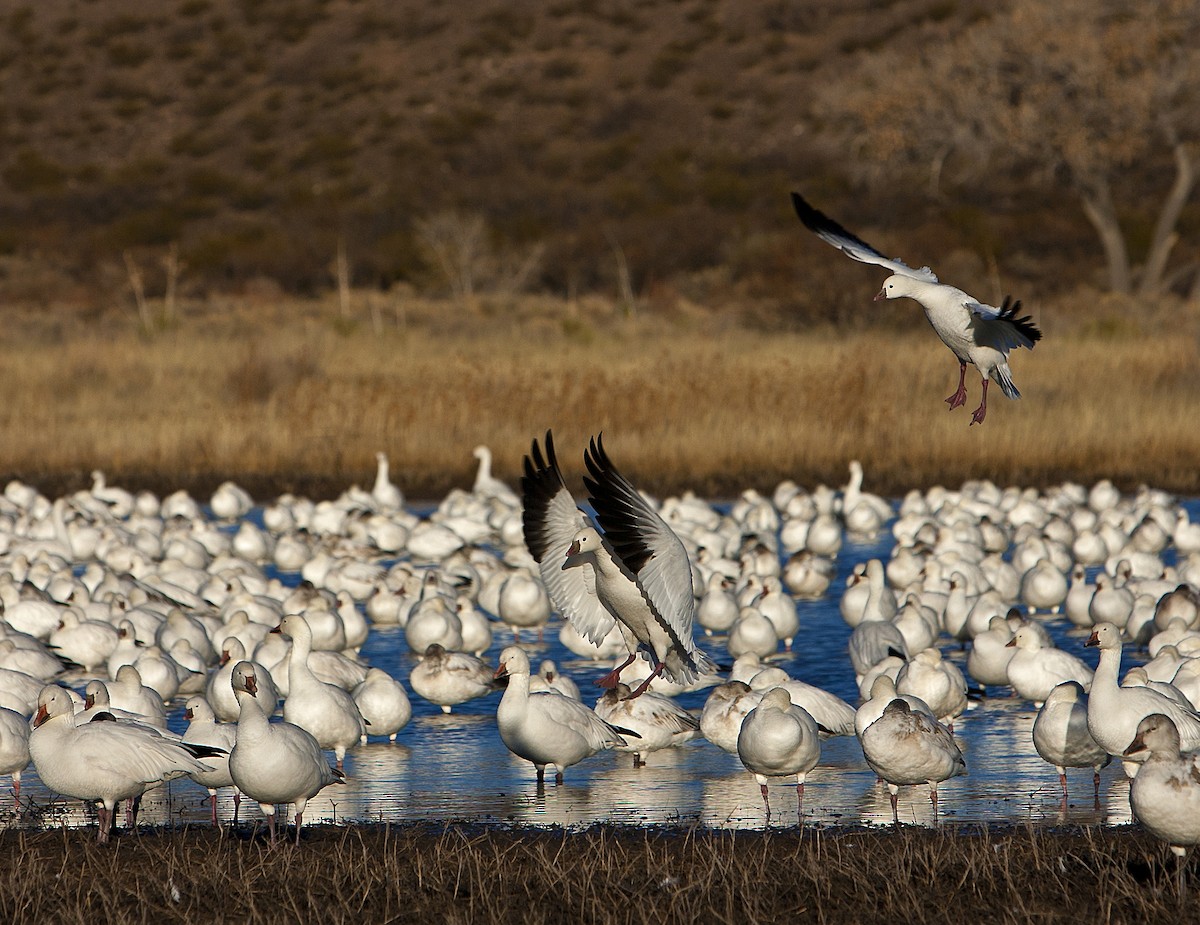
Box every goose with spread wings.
[521,431,713,698]
[791,192,1041,425]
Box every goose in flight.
[521,431,713,698]
[791,192,1041,425]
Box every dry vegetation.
[0,823,1194,924]
[1,293,1198,500]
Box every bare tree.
[414,211,486,301]
[815,0,1200,296]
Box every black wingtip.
[998,295,1043,345]
[790,191,822,231]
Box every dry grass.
[0,823,1193,924]
[3,294,1199,500]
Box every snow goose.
[748,576,799,649]
[351,668,412,742]
[1154,584,1200,633]
[791,192,1041,424]
[408,643,498,714]
[29,685,223,844]
[1085,622,1200,770]
[520,432,712,696]
[1004,626,1094,706]
[530,659,582,701]
[781,550,834,600]
[965,614,1016,688]
[47,608,120,672]
[697,572,739,634]
[737,687,822,820]
[1123,714,1200,899]
[745,666,855,738]
[0,706,30,802]
[274,614,364,769]
[594,683,700,766]
[726,607,780,660]
[228,661,343,846]
[494,645,632,784]
[105,665,168,729]
[371,452,404,512]
[210,481,253,521]
[854,674,934,738]
[699,681,763,755]
[859,699,967,824]
[1031,681,1109,807]
[895,649,968,729]
[207,638,280,722]
[182,696,239,826]
[496,568,552,640]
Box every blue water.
[10,498,1198,833]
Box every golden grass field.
[3,292,1198,501]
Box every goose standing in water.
[791,192,1041,424]
[182,696,240,826]
[1124,714,1200,899]
[29,685,223,844]
[228,662,343,846]
[737,687,821,821]
[859,699,966,824]
[494,645,633,784]
[594,683,699,765]
[1031,681,1110,808]
[520,432,712,697]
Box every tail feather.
[992,364,1021,400]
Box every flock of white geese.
[1,442,1200,867]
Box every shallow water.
[9,499,1198,833]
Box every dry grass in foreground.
[4,296,1199,499]
[0,824,1193,924]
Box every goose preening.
[791,192,1041,424]
[520,431,712,697]
[228,661,344,846]
[859,699,966,824]
[1031,681,1110,808]
[494,645,634,784]
[594,683,700,765]
[736,687,821,820]
[29,685,224,844]
[408,644,498,714]
[1124,714,1200,899]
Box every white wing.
[521,432,617,644]
[582,435,699,654]
[791,192,938,283]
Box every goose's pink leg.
[945,361,968,410]
[970,379,990,425]
[595,653,636,689]
[625,661,665,699]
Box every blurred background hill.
[2,0,1197,331]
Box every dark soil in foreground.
[0,823,1194,924]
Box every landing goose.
[736,687,821,820]
[1085,622,1200,770]
[791,192,1041,424]
[1031,681,1109,807]
[1124,714,1200,899]
[494,645,632,784]
[228,661,344,846]
[520,432,712,697]
[29,685,223,844]
[859,699,966,824]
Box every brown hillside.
[0,0,1189,322]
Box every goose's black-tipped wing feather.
[582,435,697,645]
[791,191,938,284]
[519,430,616,644]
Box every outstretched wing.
[966,295,1042,351]
[582,435,698,651]
[520,431,616,644]
[791,191,938,283]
